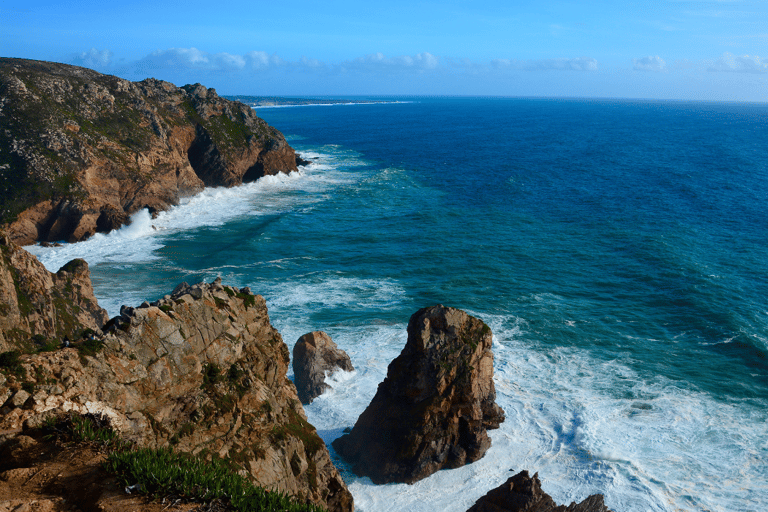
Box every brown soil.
[0,434,214,512]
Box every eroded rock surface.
[0,58,301,245]
[466,471,613,512]
[332,304,505,484]
[0,266,352,511]
[293,331,354,404]
[0,232,109,353]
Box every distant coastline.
[228,95,405,108]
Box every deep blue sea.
[28,98,768,511]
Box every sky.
[2,0,767,101]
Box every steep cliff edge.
[0,58,300,245]
[0,231,109,353]
[0,241,352,511]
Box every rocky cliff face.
[333,305,505,484]
[0,247,352,511]
[0,231,109,353]
[0,58,300,245]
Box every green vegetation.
[202,362,223,387]
[0,350,26,379]
[106,447,327,511]
[41,411,125,450]
[270,409,323,457]
[36,412,326,511]
[237,292,256,309]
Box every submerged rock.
[466,470,614,512]
[332,304,505,484]
[293,331,354,404]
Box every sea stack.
[332,305,505,484]
[293,331,354,404]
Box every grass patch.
[40,412,126,450]
[270,409,324,457]
[105,446,327,511]
[36,411,326,511]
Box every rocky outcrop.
[0,58,302,245]
[466,471,613,512]
[293,331,354,404]
[0,273,353,512]
[0,231,109,353]
[332,305,505,484]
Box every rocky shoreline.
[0,58,300,246]
[0,59,613,511]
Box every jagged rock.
[466,470,613,512]
[0,232,109,353]
[0,262,353,511]
[332,304,505,484]
[293,331,354,404]
[0,58,300,245]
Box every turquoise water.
[28,98,768,511]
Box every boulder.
[293,331,354,404]
[332,305,505,484]
[466,470,613,512]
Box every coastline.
[4,62,768,511]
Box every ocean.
[26,97,768,511]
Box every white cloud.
[299,56,324,69]
[136,48,251,72]
[492,57,598,71]
[72,48,113,69]
[633,55,667,72]
[244,51,283,69]
[709,52,768,73]
[346,52,440,71]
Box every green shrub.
[39,412,125,450]
[0,350,25,378]
[105,447,327,512]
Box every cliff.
[0,230,109,353]
[0,239,352,511]
[0,58,300,245]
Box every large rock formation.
[0,58,301,245]
[332,305,505,484]
[293,331,354,404]
[466,471,613,512]
[0,231,109,353]
[0,251,352,511]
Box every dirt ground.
[0,432,215,512]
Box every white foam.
[295,312,768,512]
[24,152,358,275]
[254,100,410,109]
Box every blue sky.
[2,0,767,101]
